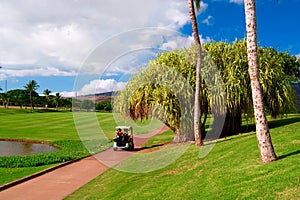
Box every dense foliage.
[115,39,297,140]
[95,100,112,111]
[80,99,94,111]
[114,52,197,142]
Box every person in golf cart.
[115,128,124,146]
[113,126,134,151]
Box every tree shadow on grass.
[206,116,300,144]
[240,116,300,133]
[134,143,166,151]
[207,132,256,144]
[268,116,300,129]
[277,149,300,160]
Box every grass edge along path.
[66,114,300,200]
[0,159,79,191]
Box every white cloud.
[161,36,194,50]
[296,54,300,58]
[78,79,126,96]
[166,1,208,29]
[229,0,244,5]
[61,91,76,98]
[161,34,212,50]
[3,67,76,77]
[0,0,214,94]
[202,16,213,26]
[75,27,200,77]
[199,2,209,13]
[201,35,212,44]
[62,79,127,97]
[0,0,209,79]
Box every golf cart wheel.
[130,143,134,151]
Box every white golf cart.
[113,126,134,151]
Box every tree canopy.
[24,80,39,110]
[114,39,296,142]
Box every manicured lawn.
[0,108,162,185]
[0,164,55,185]
[66,114,300,200]
[0,109,80,141]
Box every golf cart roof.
[116,126,132,130]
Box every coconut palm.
[54,92,61,110]
[24,80,39,110]
[244,0,276,163]
[188,0,203,146]
[43,89,51,108]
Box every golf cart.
[113,126,134,151]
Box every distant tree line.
[0,80,112,112]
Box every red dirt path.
[0,126,169,200]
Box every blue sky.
[0,0,299,96]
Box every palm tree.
[24,80,39,110]
[54,92,61,110]
[188,0,203,146]
[244,0,276,163]
[43,89,51,108]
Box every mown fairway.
[66,114,300,200]
[0,109,80,141]
[0,108,162,185]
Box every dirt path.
[0,126,169,200]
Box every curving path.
[0,126,169,200]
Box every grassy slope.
[66,114,300,200]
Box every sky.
[0,0,299,97]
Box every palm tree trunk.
[30,91,34,110]
[188,0,203,146]
[244,0,276,163]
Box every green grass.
[0,108,162,185]
[0,164,56,185]
[142,130,174,149]
[66,114,300,200]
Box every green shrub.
[0,140,110,168]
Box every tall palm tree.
[43,89,51,108]
[54,92,61,110]
[244,0,276,163]
[188,0,203,146]
[24,80,39,110]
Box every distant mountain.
[94,91,116,97]
[76,91,117,103]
